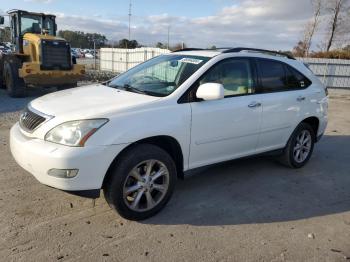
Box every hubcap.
[123,160,169,212]
[293,130,312,163]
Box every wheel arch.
[300,116,320,141]
[102,135,185,189]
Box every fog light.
[48,169,79,178]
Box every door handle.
[297,96,306,102]
[248,101,262,108]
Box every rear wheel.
[4,59,26,98]
[279,123,315,168]
[104,144,177,220]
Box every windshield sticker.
[179,58,203,65]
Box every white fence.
[99,47,170,73]
[95,49,350,89]
[298,58,350,89]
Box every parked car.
[84,52,94,59]
[10,48,328,220]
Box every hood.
[30,84,160,118]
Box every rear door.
[189,58,263,169]
[255,58,311,152]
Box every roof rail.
[172,48,205,53]
[222,47,295,60]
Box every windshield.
[108,55,210,97]
[20,15,55,35]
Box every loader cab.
[7,10,57,53]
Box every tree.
[170,42,187,51]
[58,30,108,48]
[295,0,323,57]
[324,0,350,51]
[304,0,323,55]
[292,41,309,57]
[156,42,166,49]
[118,39,139,49]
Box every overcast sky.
[0,0,329,50]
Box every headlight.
[45,119,108,147]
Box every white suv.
[10,48,328,220]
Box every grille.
[41,40,72,70]
[19,107,47,132]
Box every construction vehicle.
[0,10,85,97]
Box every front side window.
[199,58,255,97]
[108,55,210,97]
[43,17,55,35]
[21,15,42,35]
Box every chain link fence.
[298,58,350,89]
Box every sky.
[0,0,332,50]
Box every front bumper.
[19,63,85,86]
[10,123,127,192]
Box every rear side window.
[257,59,311,93]
[285,65,312,89]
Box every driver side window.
[200,58,255,97]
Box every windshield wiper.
[122,84,149,95]
[110,84,164,97]
[110,84,146,94]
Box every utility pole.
[167,25,170,50]
[128,0,132,42]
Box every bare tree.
[295,0,323,57]
[292,41,308,57]
[305,0,323,55]
[324,0,350,51]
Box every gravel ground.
[0,87,350,262]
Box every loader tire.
[4,58,26,98]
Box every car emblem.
[20,112,28,122]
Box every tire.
[4,59,26,98]
[57,83,78,91]
[279,122,315,168]
[103,144,177,220]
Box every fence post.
[126,50,129,71]
[112,49,115,73]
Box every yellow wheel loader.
[0,10,85,97]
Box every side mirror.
[0,16,4,25]
[196,83,225,101]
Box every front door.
[189,58,262,169]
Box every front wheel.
[104,144,177,220]
[4,60,26,98]
[279,123,315,168]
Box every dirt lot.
[0,88,350,262]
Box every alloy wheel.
[123,160,170,212]
[293,130,312,163]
